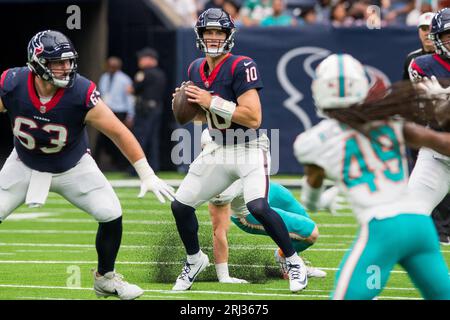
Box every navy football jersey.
[188,53,263,142]
[0,67,100,173]
[408,53,450,82]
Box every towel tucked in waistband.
[25,170,52,208]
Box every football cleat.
[287,257,308,293]
[439,234,450,246]
[93,270,144,300]
[172,251,210,291]
[275,249,326,279]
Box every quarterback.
[294,53,450,299]
[0,30,175,299]
[170,8,308,292]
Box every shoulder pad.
[293,120,339,165]
[0,67,26,93]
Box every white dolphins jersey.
[294,119,425,223]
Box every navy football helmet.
[429,8,450,59]
[27,30,78,88]
[195,8,236,57]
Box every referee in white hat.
[402,12,435,80]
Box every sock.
[215,262,230,281]
[96,216,122,276]
[285,252,302,264]
[171,200,200,255]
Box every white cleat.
[93,270,144,300]
[172,252,210,291]
[275,249,326,279]
[287,258,308,293]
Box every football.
[172,81,202,125]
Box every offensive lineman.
[170,8,308,292]
[0,30,175,300]
[294,53,450,299]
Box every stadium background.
[0,0,421,173]
[0,0,449,301]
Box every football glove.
[417,76,450,98]
[133,158,176,203]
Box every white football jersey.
[294,119,425,223]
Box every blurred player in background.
[170,8,309,292]
[200,129,330,283]
[294,53,450,299]
[408,8,450,245]
[0,30,175,300]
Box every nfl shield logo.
[40,106,46,113]
[205,81,209,88]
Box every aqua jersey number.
[343,125,404,192]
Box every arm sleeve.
[232,59,264,98]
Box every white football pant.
[0,149,122,223]
[408,147,450,214]
[176,135,271,209]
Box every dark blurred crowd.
[165,0,450,27]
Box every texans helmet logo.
[33,44,44,59]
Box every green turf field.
[0,184,448,300]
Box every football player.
[295,53,450,299]
[200,129,328,283]
[408,8,450,245]
[170,8,308,292]
[0,30,175,300]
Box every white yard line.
[5,218,361,229]
[0,259,415,274]
[0,242,448,254]
[0,229,361,239]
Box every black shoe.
[439,234,450,246]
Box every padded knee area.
[93,204,122,223]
